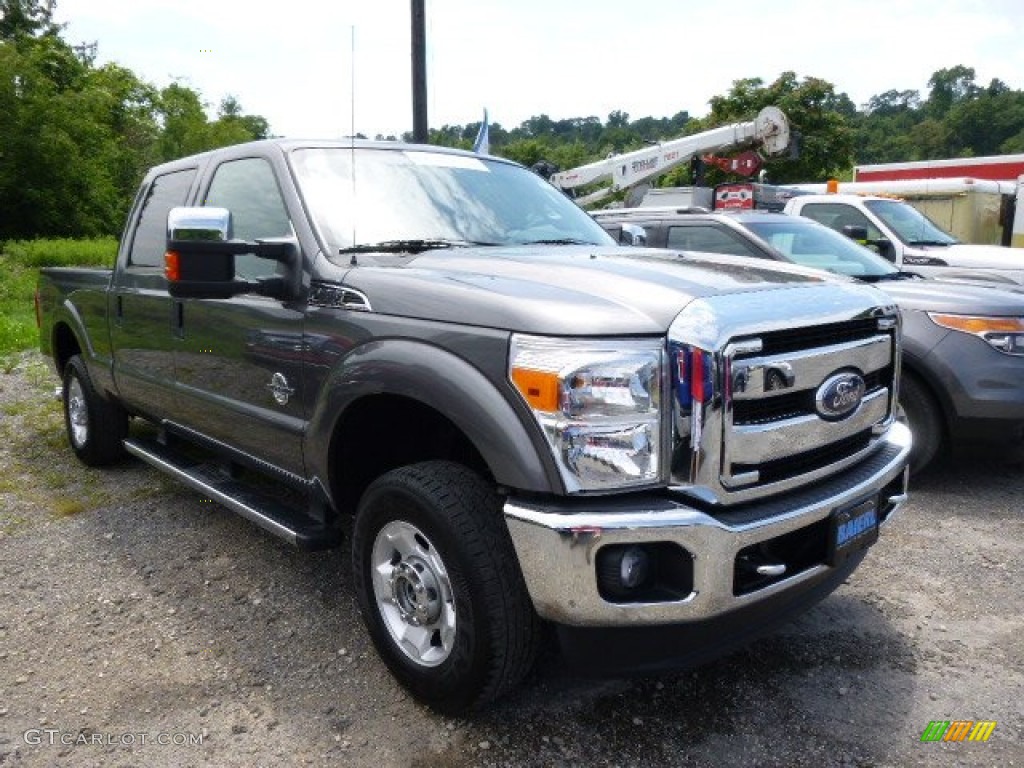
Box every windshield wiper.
[338,238,499,255]
[513,237,601,246]
[906,239,955,247]
[861,272,920,283]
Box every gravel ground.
[0,351,1021,767]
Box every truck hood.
[334,245,875,335]
[907,243,1024,286]
[872,277,1024,315]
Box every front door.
[171,156,307,476]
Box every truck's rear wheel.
[62,355,128,466]
[351,461,541,713]
[898,372,944,474]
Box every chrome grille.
[667,285,900,506]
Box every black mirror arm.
[168,238,297,264]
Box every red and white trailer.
[854,154,1024,183]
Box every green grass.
[2,237,118,268]
[0,237,117,357]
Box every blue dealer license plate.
[827,498,879,566]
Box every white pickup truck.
[783,193,1024,286]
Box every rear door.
[110,167,198,418]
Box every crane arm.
[549,107,790,205]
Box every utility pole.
[411,0,428,143]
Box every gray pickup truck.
[36,139,910,712]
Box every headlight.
[928,313,1024,356]
[510,335,664,492]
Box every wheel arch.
[900,354,953,435]
[897,360,950,472]
[304,339,561,516]
[52,321,83,378]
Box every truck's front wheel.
[62,355,128,466]
[351,461,541,713]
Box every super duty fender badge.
[266,372,295,406]
[815,371,865,421]
[902,255,948,266]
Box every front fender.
[303,338,562,498]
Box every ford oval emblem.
[815,372,865,421]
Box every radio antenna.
[349,24,358,264]
[350,25,356,142]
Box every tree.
[704,72,855,183]
[0,0,61,41]
[864,89,920,116]
[925,65,979,118]
[944,87,1024,156]
[0,25,124,238]
[0,7,274,238]
[606,110,629,128]
[208,94,269,147]
[156,82,209,160]
[853,65,1024,164]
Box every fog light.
[619,546,650,588]
[597,545,651,599]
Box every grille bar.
[732,431,873,485]
[733,318,883,358]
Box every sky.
[56,0,1024,141]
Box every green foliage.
[0,1,273,241]
[0,254,42,355]
[0,0,61,40]
[0,237,115,355]
[3,236,117,267]
[854,67,1024,164]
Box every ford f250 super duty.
[36,139,911,712]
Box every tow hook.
[737,554,787,578]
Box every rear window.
[128,169,197,267]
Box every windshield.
[288,148,614,261]
[741,218,900,279]
[864,199,959,246]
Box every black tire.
[898,373,944,474]
[62,355,128,466]
[351,461,541,713]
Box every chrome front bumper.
[504,421,911,627]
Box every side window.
[128,169,197,267]
[800,203,882,240]
[666,225,764,258]
[204,158,293,280]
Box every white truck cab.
[783,193,1024,286]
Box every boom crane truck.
[548,107,792,206]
